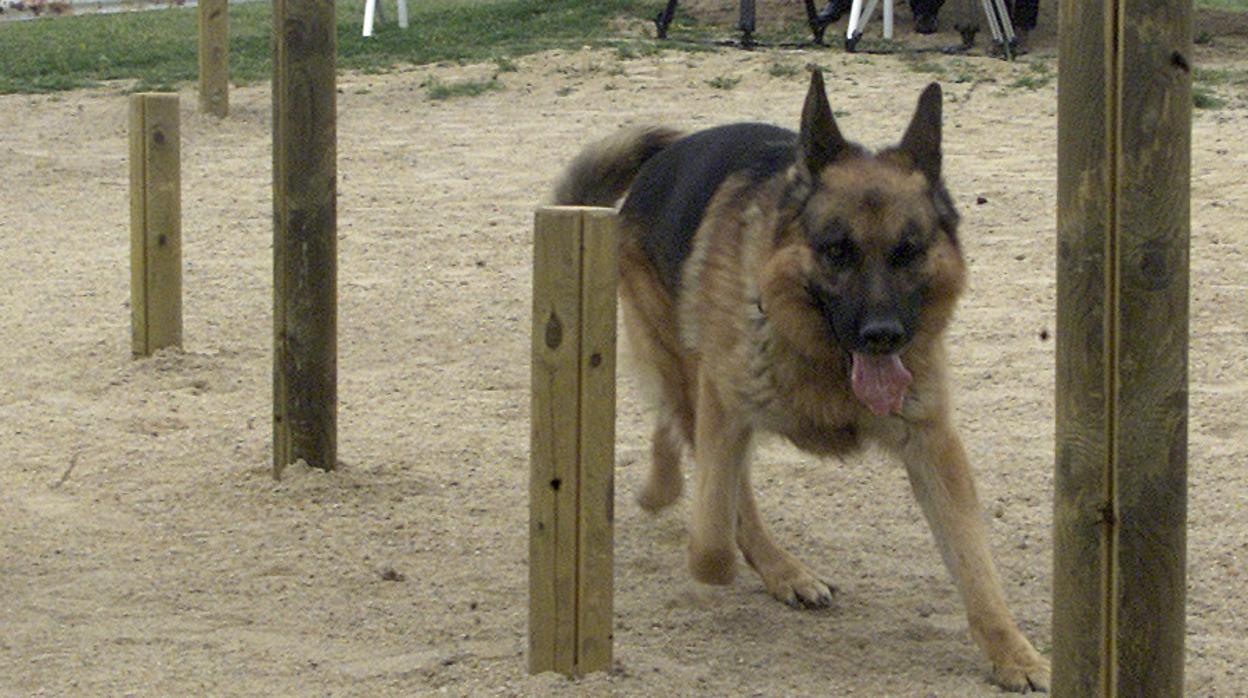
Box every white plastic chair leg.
[363,0,378,37]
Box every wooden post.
[1054,0,1191,695]
[272,0,337,478]
[529,206,617,677]
[128,93,182,357]
[198,0,229,117]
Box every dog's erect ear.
[898,83,959,244]
[898,82,943,183]
[798,68,849,176]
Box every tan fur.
[555,78,1049,692]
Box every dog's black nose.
[859,318,906,353]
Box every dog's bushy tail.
[550,125,684,207]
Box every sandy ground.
[1,25,1246,697]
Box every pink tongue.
[851,353,912,416]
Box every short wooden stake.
[529,206,617,677]
[272,0,337,478]
[1054,0,1191,695]
[128,93,182,357]
[198,0,229,117]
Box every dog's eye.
[819,238,859,269]
[890,239,925,267]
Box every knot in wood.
[544,312,563,350]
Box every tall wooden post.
[1054,0,1191,695]
[272,0,337,478]
[198,0,229,117]
[529,206,617,677]
[129,93,182,357]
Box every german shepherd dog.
[551,69,1049,692]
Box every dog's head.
[762,69,966,415]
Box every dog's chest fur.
[676,180,866,455]
[743,300,866,454]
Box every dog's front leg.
[736,466,835,608]
[687,370,751,585]
[897,420,1050,693]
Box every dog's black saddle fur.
[620,123,798,291]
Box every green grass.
[425,76,505,100]
[706,74,741,90]
[1195,66,1248,86]
[1196,0,1248,10]
[767,62,801,79]
[908,60,945,75]
[1010,74,1051,90]
[946,58,987,85]
[1010,61,1053,91]
[614,42,662,60]
[1192,66,1247,109]
[1193,86,1227,109]
[0,0,662,94]
[492,56,519,73]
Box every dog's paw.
[763,567,835,609]
[637,479,681,512]
[689,545,737,585]
[992,654,1051,693]
[637,435,684,512]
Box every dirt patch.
[1,38,1245,697]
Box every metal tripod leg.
[955,0,1017,59]
[846,0,887,51]
[992,0,1017,44]
[979,0,1016,59]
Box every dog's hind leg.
[736,465,835,608]
[621,288,694,512]
[638,416,685,512]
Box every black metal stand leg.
[655,0,678,39]
[738,0,756,47]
